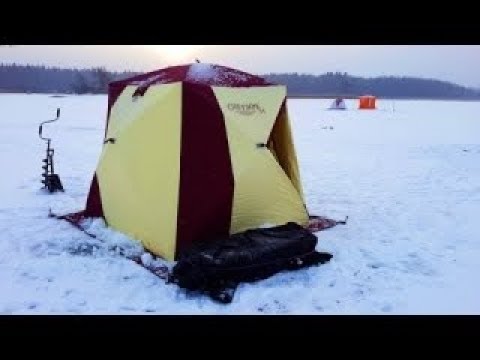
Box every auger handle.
[39,108,60,141]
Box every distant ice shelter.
[358,95,376,109]
[329,97,347,110]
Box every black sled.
[169,222,332,304]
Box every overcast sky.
[1,45,479,88]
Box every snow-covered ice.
[1,94,479,314]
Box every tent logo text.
[227,103,265,116]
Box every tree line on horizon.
[1,64,479,99]
[0,64,135,94]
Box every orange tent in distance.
[359,95,376,109]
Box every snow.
[140,252,153,267]
[1,94,480,314]
[186,62,218,81]
[131,74,166,86]
[186,63,249,84]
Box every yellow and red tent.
[68,63,309,260]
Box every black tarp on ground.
[169,222,333,303]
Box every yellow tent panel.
[97,83,182,260]
[213,86,308,234]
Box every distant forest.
[0,64,136,94]
[1,64,479,99]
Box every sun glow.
[146,45,205,62]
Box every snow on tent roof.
[107,63,274,107]
[186,63,218,82]
[130,74,167,86]
[185,63,258,86]
[110,63,272,89]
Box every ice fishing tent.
[69,63,309,261]
[329,98,346,110]
[358,95,376,109]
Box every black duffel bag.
[169,222,333,303]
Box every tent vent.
[104,138,116,144]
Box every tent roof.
[110,63,274,89]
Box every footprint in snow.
[367,262,385,269]
[273,299,288,313]
[21,272,38,281]
[381,304,393,312]
[27,303,38,310]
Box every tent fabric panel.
[267,102,305,203]
[96,83,182,260]
[212,86,308,234]
[212,85,286,145]
[104,85,174,140]
[225,122,309,234]
[83,173,104,218]
[105,83,128,137]
[104,66,189,136]
[175,83,235,256]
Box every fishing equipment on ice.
[169,222,333,304]
[39,108,64,193]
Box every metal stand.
[39,108,64,193]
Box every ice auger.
[39,108,64,193]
